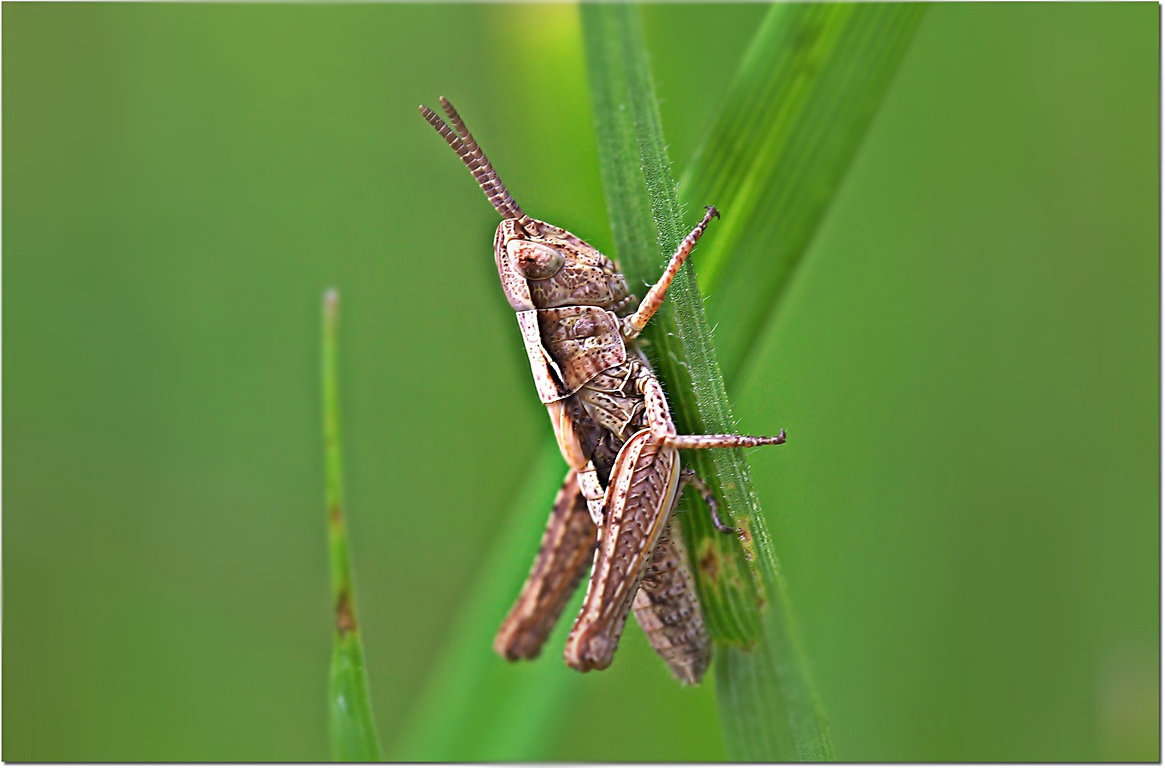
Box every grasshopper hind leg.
[679,466,737,535]
[564,430,681,674]
[632,519,711,685]
[495,468,597,661]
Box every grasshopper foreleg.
[622,206,720,341]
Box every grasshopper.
[420,98,786,684]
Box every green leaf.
[322,289,383,762]
[677,5,926,761]
[682,3,930,383]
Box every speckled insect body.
[420,98,786,684]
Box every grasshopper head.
[420,97,633,314]
[495,219,632,314]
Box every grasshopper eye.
[507,240,565,280]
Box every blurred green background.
[3,2,1157,762]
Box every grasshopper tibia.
[667,431,785,535]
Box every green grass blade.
[322,288,383,762]
[681,3,929,383]
[581,3,924,760]
[678,6,925,760]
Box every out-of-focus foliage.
[3,3,1157,762]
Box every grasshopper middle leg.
[641,373,786,531]
[639,370,787,451]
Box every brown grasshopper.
[420,97,786,684]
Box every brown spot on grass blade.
[732,515,767,613]
[336,591,357,636]
[698,542,721,583]
[735,516,754,556]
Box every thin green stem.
[322,288,382,762]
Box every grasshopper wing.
[495,468,597,661]
[564,429,680,672]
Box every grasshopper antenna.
[419,97,527,223]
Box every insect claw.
[705,205,720,220]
